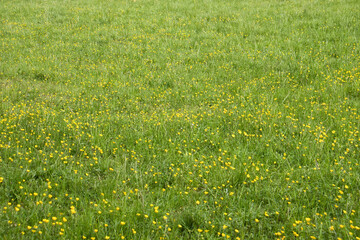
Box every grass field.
[1,0,360,239]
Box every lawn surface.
[1,0,360,239]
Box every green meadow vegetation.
[1,0,360,239]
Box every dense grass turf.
[1,0,360,239]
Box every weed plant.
[1,0,360,239]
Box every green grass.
[1,0,360,239]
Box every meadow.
[1,0,360,239]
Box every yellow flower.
[70,206,76,214]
